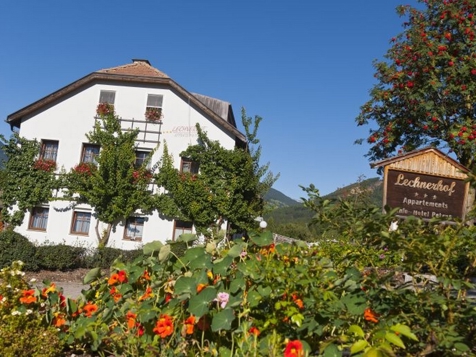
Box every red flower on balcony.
[96,103,114,116]
[133,169,153,183]
[33,159,57,172]
[74,162,97,176]
[145,107,163,123]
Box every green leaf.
[229,277,245,294]
[385,332,405,349]
[183,247,207,266]
[218,347,232,357]
[348,324,365,338]
[174,276,196,295]
[390,324,418,341]
[323,343,340,357]
[247,290,262,308]
[227,242,246,257]
[177,233,198,243]
[364,347,384,357]
[143,241,163,255]
[158,244,171,262]
[213,255,234,276]
[188,286,216,318]
[257,285,272,298]
[190,253,213,270]
[211,308,235,331]
[453,343,470,352]
[249,230,274,247]
[350,340,369,355]
[83,267,101,284]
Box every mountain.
[264,177,383,225]
[264,187,300,209]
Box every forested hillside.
[264,177,383,240]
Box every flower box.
[145,107,163,123]
[33,159,57,172]
[73,162,97,176]
[96,103,114,116]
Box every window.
[29,207,49,231]
[180,158,199,174]
[146,94,163,110]
[135,150,150,168]
[81,144,100,163]
[173,220,193,240]
[124,217,145,240]
[40,140,59,162]
[71,211,91,235]
[99,90,115,104]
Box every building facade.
[6,59,246,249]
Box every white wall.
[16,82,238,248]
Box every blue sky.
[0,0,418,199]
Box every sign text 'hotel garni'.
[386,170,466,220]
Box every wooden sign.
[371,148,472,221]
[386,170,466,220]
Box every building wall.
[16,82,238,249]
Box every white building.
[6,59,246,249]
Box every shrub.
[35,244,86,271]
[85,246,143,269]
[0,230,38,271]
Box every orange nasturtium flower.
[153,314,174,338]
[108,270,128,285]
[139,286,153,301]
[42,283,56,297]
[19,289,36,304]
[142,270,151,281]
[83,302,98,317]
[196,283,207,293]
[110,287,122,302]
[249,326,260,337]
[53,312,66,327]
[117,270,128,283]
[184,315,195,335]
[284,340,304,357]
[364,308,379,323]
[126,311,137,329]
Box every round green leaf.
[189,286,216,318]
[211,308,235,331]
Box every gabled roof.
[6,59,245,144]
[371,147,469,178]
[97,59,169,78]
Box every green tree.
[63,106,156,246]
[0,134,59,227]
[356,0,476,169]
[155,109,278,237]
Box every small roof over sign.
[370,147,469,179]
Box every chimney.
[132,59,151,66]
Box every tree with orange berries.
[357,0,476,170]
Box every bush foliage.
[0,230,38,271]
[1,195,475,356]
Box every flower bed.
[1,222,475,356]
